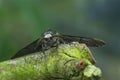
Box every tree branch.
[0,42,102,80]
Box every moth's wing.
[59,34,105,47]
[11,38,42,59]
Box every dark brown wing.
[11,38,42,59]
[60,34,105,47]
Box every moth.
[11,29,105,59]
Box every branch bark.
[0,43,102,80]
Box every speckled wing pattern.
[11,38,42,59]
[60,34,105,47]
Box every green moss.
[0,43,102,80]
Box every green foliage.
[0,0,55,61]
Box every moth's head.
[42,29,58,39]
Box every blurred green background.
[0,0,120,80]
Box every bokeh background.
[0,0,120,80]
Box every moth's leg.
[55,38,60,48]
[51,38,59,55]
[54,38,66,51]
[86,47,96,64]
[80,44,96,64]
[38,43,47,61]
[49,37,62,55]
[50,37,58,49]
[41,42,48,53]
[34,38,42,50]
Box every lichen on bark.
[0,42,102,80]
